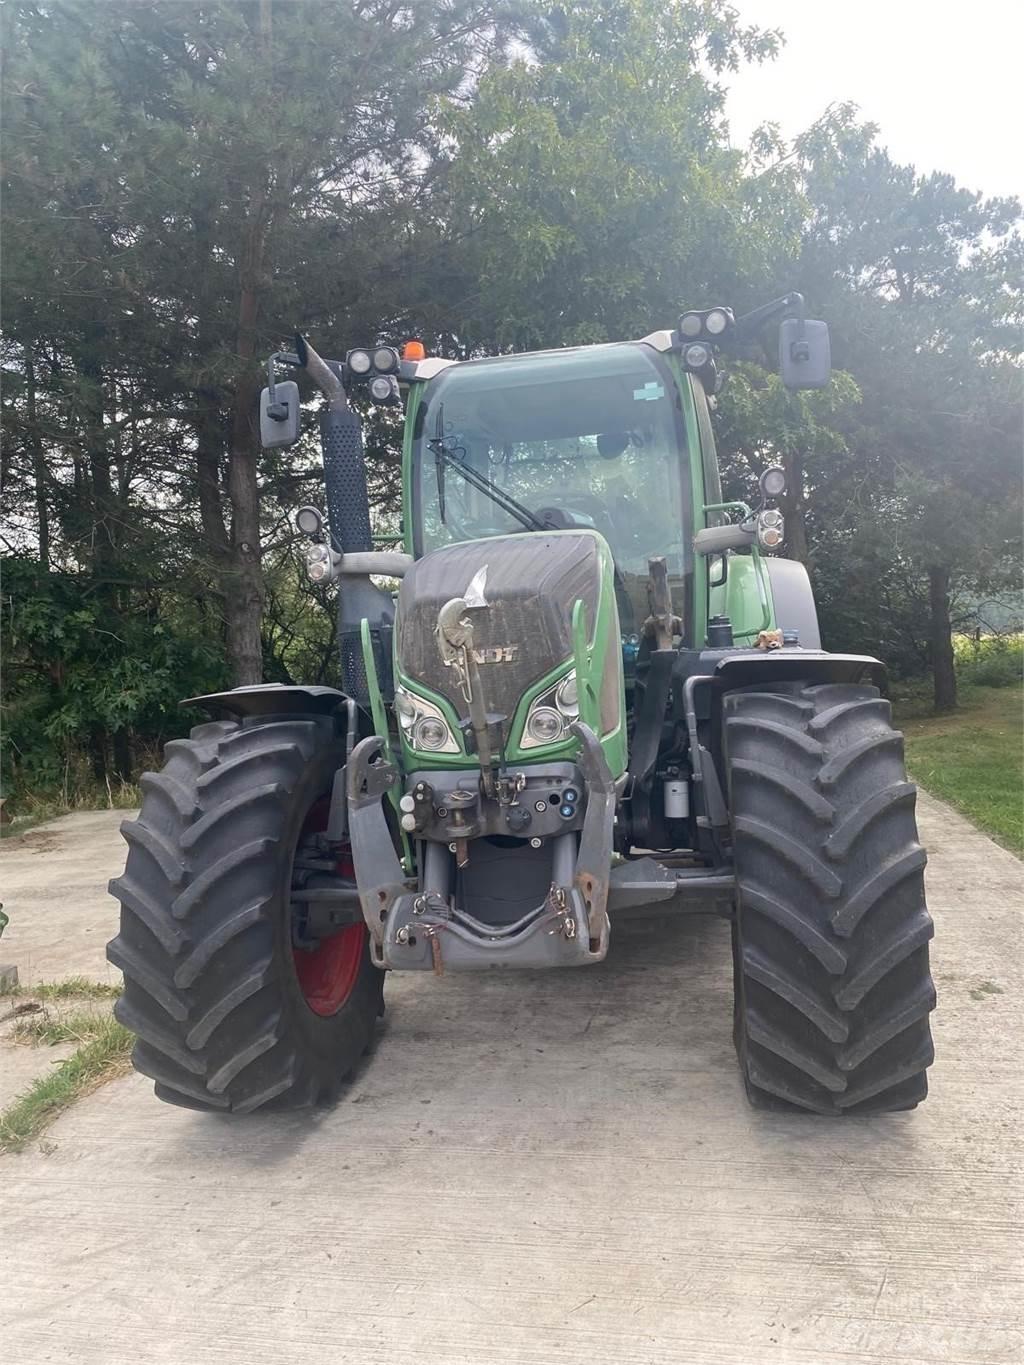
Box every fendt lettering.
[473,646,518,664]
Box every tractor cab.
[407,340,693,643]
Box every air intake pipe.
[295,334,393,709]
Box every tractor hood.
[395,531,602,731]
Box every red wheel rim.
[293,803,367,1017]
[293,920,366,1016]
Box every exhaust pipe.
[294,334,383,709]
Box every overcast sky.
[723,0,1023,202]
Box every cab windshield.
[411,343,691,633]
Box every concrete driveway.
[1,792,1021,1364]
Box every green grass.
[12,1006,120,1046]
[0,979,129,1155]
[900,684,1023,855]
[3,977,122,1002]
[0,1016,133,1154]
[0,782,140,840]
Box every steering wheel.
[534,492,616,540]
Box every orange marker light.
[402,339,426,362]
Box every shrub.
[955,633,1024,689]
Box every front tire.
[724,683,935,1115]
[107,717,382,1113]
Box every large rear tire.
[724,682,935,1115]
[107,717,383,1113]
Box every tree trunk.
[225,383,265,685]
[195,384,231,658]
[224,212,267,685]
[24,350,50,571]
[780,449,810,565]
[80,338,117,581]
[196,388,231,565]
[928,564,957,712]
[88,728,107,784]
[112,728,133,784]
[80,338,130,771]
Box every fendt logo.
[473,645,519,664]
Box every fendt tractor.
[108,295,936,1116]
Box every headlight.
[346,348,372,375]
[304,542,334,583]
[526,706,563,744]
[413,716,451,751]
[684,342,711,369]
[555,671,579,716]
[679,312,703,338]
[756,507,785,550]
[521,669,577,749]
[394,685,459,754]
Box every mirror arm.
[265,350,300,419]
[733,292,804,344]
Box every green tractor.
[108,297,935,1116]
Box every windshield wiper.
[432,403,447,522]
[427,405,545,533]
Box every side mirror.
[779,317,831,390]
[259,379,300,449]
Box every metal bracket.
[682,674,730,832]
[570,720,616,947]
[347,735,408,946]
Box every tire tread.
[107,718,380,1113]
[725,682,935,1115]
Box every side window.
[693,377,726,587]
[692,375,722,507]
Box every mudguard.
[713,649,887,692]
[183,683,355,720]
[763,557,821,649]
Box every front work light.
[759,466,786,500]
[677,307,735,342]
[683,342,711,370]
[369,374,400,403]
[346,348,372,375]
[372,346,400,374]
[295,505,324,537]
